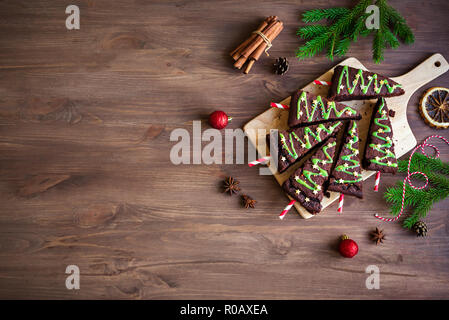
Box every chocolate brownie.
[282,137,337,214]
[363,98,398,174]
[327,120,363,198]
[288,91,360,128]
[328,65,405,101]
[274,121,343,173]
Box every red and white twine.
[375,135,449,222]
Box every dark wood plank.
[1,0,449,299]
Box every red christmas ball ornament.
[339,235,358,258]
[209,111,232,129]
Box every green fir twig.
[384,154,449,229]
[302,8,350,23]
[296,0,414,63]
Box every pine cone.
[242,195,256,209]
[274,57,289,75]
[412,220,428,237]
[223,176,240,195]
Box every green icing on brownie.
[368,98,398,167]
[296,91,357,121]
[337,65,402,95]
[294,140,336,194]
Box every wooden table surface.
[1,0,449,300]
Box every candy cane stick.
[270,102,289,109]
[271,79,331,110]
[374,171,381,192]
[248,156,271,167]
[375,135,449,222]
[313,80,331,86]
[279,199,296,220]
[337,193,344,213]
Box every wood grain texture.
[0,0,449,299]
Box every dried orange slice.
[419,87,449,129]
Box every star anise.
[242,195,256,208]
[370,227,386,245]
[223,176,240,195]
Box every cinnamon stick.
[230,16,276,60]
[243,60,255,74]
[233,20,280,69]
[244,22,283,74]
[230,16,284,73]
[250,21,283,61]
[239,19,280,59]
[234,55,248,69]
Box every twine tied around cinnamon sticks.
[252,30,272,55]
[230,16,284,74]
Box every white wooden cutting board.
[243,53,449,219]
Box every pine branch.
[403,215,420,229]
[397,153,449,190]
[377,0,390,26]
[427,173,449,190]
[334,36,352,56]
[384,29,400,48]
[402,171,449,191]
[296,0,414,63]
[296,33,331,60]
[351,13,371,41]
[405,188,448,229]
[302,7,350,23]
[297,0,370,61]
[385,182,426,208]
[373,29,385,64]
[327,33,337,60]
[399,152,449,176]
[371,0,389,63]
[384,4,415,44]
[385,180,449,229]
[297,25,328,39]
[427,187,449,203]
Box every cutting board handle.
[393,53,449,97]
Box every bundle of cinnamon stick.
[230,16,284,74]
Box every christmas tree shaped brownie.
[363,98,398,174]
[328,120,363,198]
[276,121,343,173]
[288,91,360,128]
[282,137,337,214]
[328,65,405,101]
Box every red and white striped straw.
[373,171,381,192]
[313,80,331,86]
[279,199,296,220]
[337,193,344,213]
[248,156,271,167]
[270,79,331,110]
[375,135,449,222]
[270,102,289,109]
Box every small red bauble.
[339,235,358,258]
[209,111,232,129]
